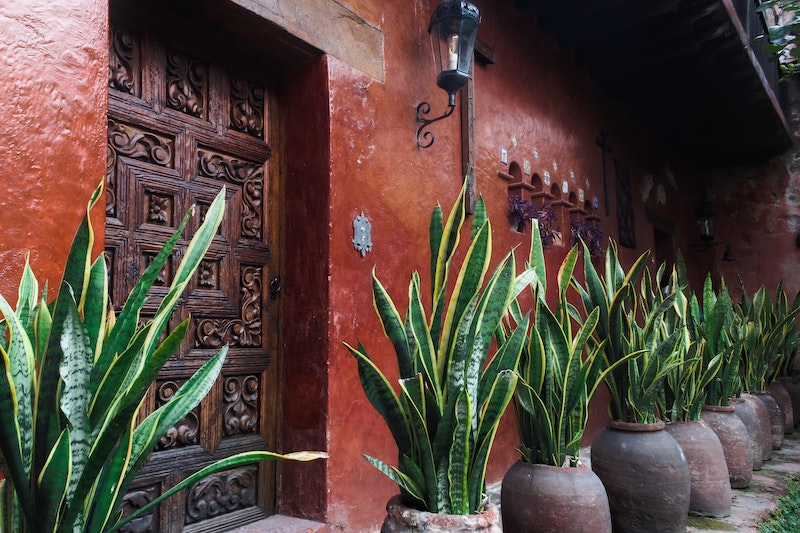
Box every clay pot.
[741,394,773,461]
[778,377,800,427]
[769,380,794,433]
[590,420,690,533]
[754,390,784,449]
[501,461,611,533]
[381,495,501,533]
[665,420,732,518]
[700,405,753,489]
[731,397,765,468]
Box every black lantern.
[416,1,481,148]
[695,199,717,242]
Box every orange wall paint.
[0,0,107,297]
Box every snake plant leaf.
[398,455,428,510]
[92,208,188,392]
[445,295,479,402]
[448,390,471,515]
[124,347,227,481]
[345,342,412,456]
[58,297,93,505]
[0,479,22,533]
[0,297,36,519]
[469,369,517,511]
[0,299,36,460]
[430,188,465,348]
[529,219,547,300]
[399,374,438,510]
[37,428,72,532]
[372,270,413,379]
[466,252,516,429]
[85,422,134,533]
[478,313,530,408]
[82,257,108,361]
[15,257,38,342]
[111,450,329,533]
[88,323,156,428]
[407,274,439,403]
[440,222,490,378]
[470,193,487,241]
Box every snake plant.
[507,222,630,467]
[572,240,685,423]
[738,282,800,392]
[660,265,724,421]
[0,184,326,533]
[344,183,532,515]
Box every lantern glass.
[429,1,480,101]
[695,200,717,242]
[698,216,715,241]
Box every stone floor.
[686,431,800,532]
[230,433,800,532]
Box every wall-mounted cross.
[596,130,613,217]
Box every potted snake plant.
[344,183,532,532]
[685,273,754,489]
[737,282,800,451]
[500,222,622,533]
[0,184,326,533]
[660,264,731,518]
[767,282,800,433]
[573,240,690,533]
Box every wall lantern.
[416,0,481,148]
[688,198,734,261]
[695,199,717,242]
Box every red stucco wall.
[5,0,797,531]
[323,0,705,529]
[0,0,107,297]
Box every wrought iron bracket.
[416,101,456,148]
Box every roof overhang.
[519,0,793,167]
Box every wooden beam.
[232,0,384,81]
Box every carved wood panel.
[107,18,277,532]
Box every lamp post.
[416,0,481,148]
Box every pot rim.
[608,420,665,432]
[513,460,592,472]
[702,404,735,412]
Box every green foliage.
[0,184,326,533]
[344,183,531,515]
[662,267,724,421]
[507,221,619,467]
[759,474,800,533]
[683,274,744,407]
[572,240,685,423]
[737,281,800,392]
[756,0,800,78]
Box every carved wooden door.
[106,19,278,532]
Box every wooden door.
[106,18,279,532]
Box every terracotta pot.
[754,390,784,449]
[590,420,690,533]
[731,397,764,468]
[665,420,732,518]
[501,461,612,533]
[381,495,501,533]
[770,380,794,433]
[700,405,753,489]
[741,394,773,461]
[778,377,800,427]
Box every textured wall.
[323,0,704,530]
[0,0,107,297]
